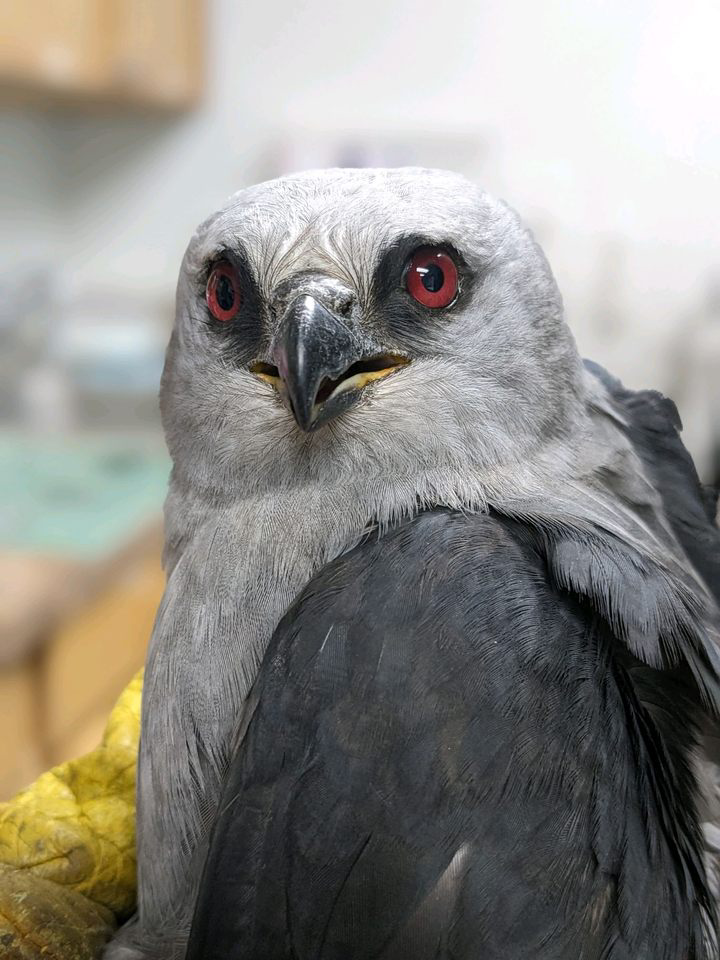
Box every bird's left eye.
[405,247,458,308]
[206,261,242,322]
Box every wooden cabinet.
[0,523,164,800]
[0,0,204,109]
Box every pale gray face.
[162,168,585,501]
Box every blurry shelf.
[0,428,169,662]
[43,523,164,766]
[0,0,204,111]
[0,521,164,799]
[0,428,169,796]
[0,431,170,555]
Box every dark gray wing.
[586,359,720,897]
[187,511,714,960]
[585,358,720,603]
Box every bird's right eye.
[206,261,242,322]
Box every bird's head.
[162,168,587,501]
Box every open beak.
[249,294,408,431]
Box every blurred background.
[1,0,718,797]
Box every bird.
[105,168,720,959]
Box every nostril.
[336,293,354,317]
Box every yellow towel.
[0,670,143,959]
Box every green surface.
[0,433,170,556]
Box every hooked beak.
[249,295,408,431]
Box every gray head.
[162,167,589,503]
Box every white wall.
[0,112,62,273]
[1,0,718,462]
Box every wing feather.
[188,511,714,959]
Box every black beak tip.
[287,396,314,433]
[273,294,361,431]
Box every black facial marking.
[200,246,267,365]
[369,234,472,349]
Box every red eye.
[406,248,458,308]
[206,261,242,322]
